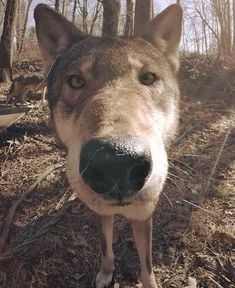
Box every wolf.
[34,4,182,288]
[6,73,47,103]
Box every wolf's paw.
[95,270,113,288]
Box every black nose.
[79,136,151,200]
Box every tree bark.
[55,0,60,11]
[62,0,66,15]
[212,0,232,61]
[72,0,77,24]
[0,0,18,83]
[124,0,134,36]
[134,0,153,36]
[89,1,102,35]
[18,0,33,54]
[15,0,21,52]
[82,0,88,33]
[233,0,235,54]
[102,0,120,36]
[226,0,231,56]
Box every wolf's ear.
[34,4,84,72]
[141,4,182,72]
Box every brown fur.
[34,4,183,288]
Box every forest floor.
[0,56,234,288]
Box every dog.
[34,4,182,288]
[6,73,47,103]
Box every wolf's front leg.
[132,217,158,288]
[95,215,114,288]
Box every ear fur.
[34,4,84,72]
[141,4,183,72]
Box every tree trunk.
[134,0,153,36]
[233,0,235,54]
[82,0,88,33]
[225,0,231,57]
[102,0,120,36]
[213,0,232,62]
[200,0,208,53]
[62,0,66,16]
[15,0,21,52]
[89,1,102,35]
[0,0,18,83]
[124,0,133,36]
[0,4,6,26]
[72,0,77,24]
[18,0,32,54]
[55,0,60,11]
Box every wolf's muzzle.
[79,136,151,200]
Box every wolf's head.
[34,4,182,221]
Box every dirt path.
[0,68,234,288]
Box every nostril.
[86,167,106,183]
[82,166,109,194]
[128,161,151,188]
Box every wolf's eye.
[139,72,158,86]
[67,75,85,90]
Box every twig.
[0,201,72,260]
[205,129,230,194]
[170,158,195,172]
[0,163,62,254]
[162,192,174,208]
[173,126,194,145]
[207,275,224,288]
[181,199,218,216]
[55,187,70,210]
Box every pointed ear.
[141,4,183,72]
[34,4,84,72]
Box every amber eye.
[67,75,85,90]
[139,72,158,86]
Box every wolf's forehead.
[70,38,133,77]
[62,37,159,80]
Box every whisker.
[167,171,184,180]
[80,146,105,177]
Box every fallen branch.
[0,163,62,254]
[181,199,218,216]
[207,275,223,288]
[0,201,73,260]
[205,129,231,194]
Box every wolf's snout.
[79,136,151,200]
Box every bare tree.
[233,0,235,54]
[18,0,33,54]
[200,0,209,52]
[77,0,88,33]
[134,0,153,36]
[15,0,21,52]
[72,0,77,24]
[102,0,120,36]
[124,0,133,36]
[55,0,60,11]
[0,0,18,83]
[0,2,6,26]
[89,1,102,35]
[212,0,232,60]
[62,0,66,15]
